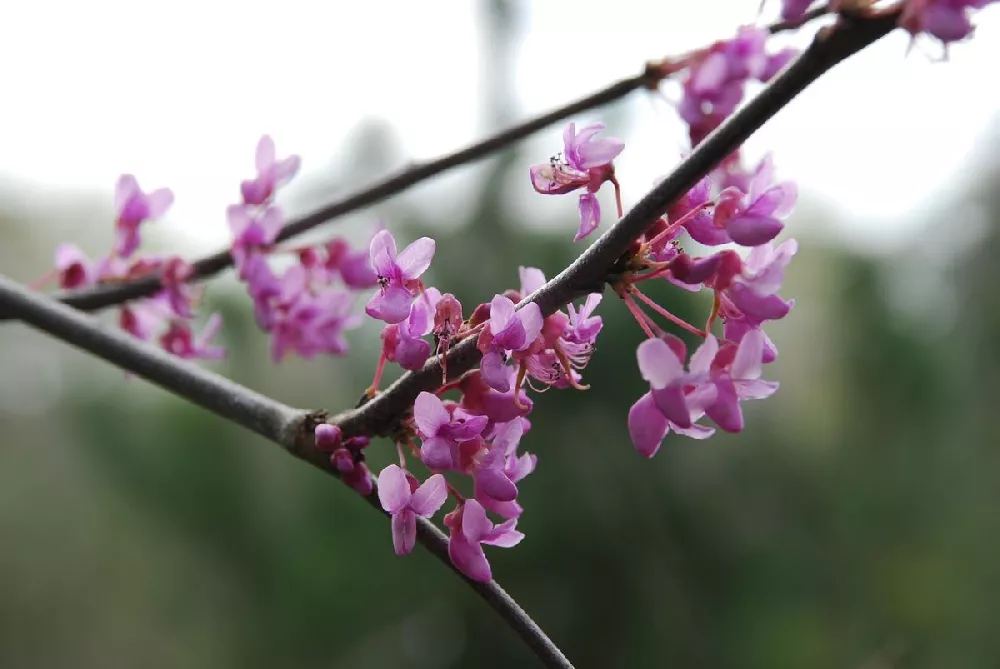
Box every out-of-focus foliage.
[2,4,1000,668]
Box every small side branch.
[0,274,573,669]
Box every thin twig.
[331,7,902,439]
[0,6,833,321]
[0,273,574,669]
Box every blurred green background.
[2,3,1000,668]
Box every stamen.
[630,286,707,337]
[622,291,661,339]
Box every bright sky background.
[1,0,998,254]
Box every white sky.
[1,1,998,254]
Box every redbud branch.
[0,274,574,669]
[0,6,831,322]
[330,6,902,439]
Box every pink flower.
[377,465,448,556]
[478,295,543,392]
[114,174,174,258]
[159,314,226,360]
[414,391,489,470]
[365,230,436,324]
[228,205,284,268]
[445,499,524,582]
[269,289,361,361]
[627,335,717,457]
[325,237,378,289]
[54,244,97,289]
[900,0,997,43]
[458,370,534,425]
[780,0,816,21]
[529,122,625,241]
[240,135,301,206]
[690,330,779,433]
[721,238,798,323]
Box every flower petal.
[705,377,744,433]
[410,473,448,517]
[476,467,518,503]
[449,531,492,582]
[413,391,451,437]
[730,328,765,380]
[377,464,411,514]
[628,392,669,458]
[391,509,417,556]
[461,499,493,543]
[636,338,685,389]
[575,193,601,241]
[489,295,515,336]
[420,436,456,471]
[396,237,436,279]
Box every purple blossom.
[114,174,174,258]
[269,289,361,361]
[900,0,997,43]
[458,370,534,425]
[691,331,779,433]
[240,135,301,206]
[54,244,96,289]
[159,314,226,360]
[377,465,448,556]
[626,336,717,457]
[228,204,284,267]
[681,154,797,247]
[478,295,544,392]
[325,237,379,289]
[780,0,816,21]
[414,391,489,470]
[365,229,436,324]
[445,499,524,583]
[722,238,798,323]
[529,122,625,241]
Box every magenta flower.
[458,370,534,425]
[114,174,174,258]
[159,314,226,360]
[722,238,798,323]
[54,244,96,289]
[325,237,378,289]
[445,499,524,583]
[780,0,816,21]
[469,418,536,519]
[240,135,301,206]
[384,289,440,371]
[900,0,997,43]
[529,122,625,241]
[478,295,543,392]
[365,229,436,324]
[377,465,448,556]
[269,289,361,361]
[565,293,603,344]
[228,204,284,268]
[628,391,715,458]
[414,391,489,470]
[692,330,779,433]
[713,155,797,246]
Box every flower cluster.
[678,26,798,147]
[314,225,605,581]
[44,176,224,360]
[528,105,795,461]
[227,136,373,361]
